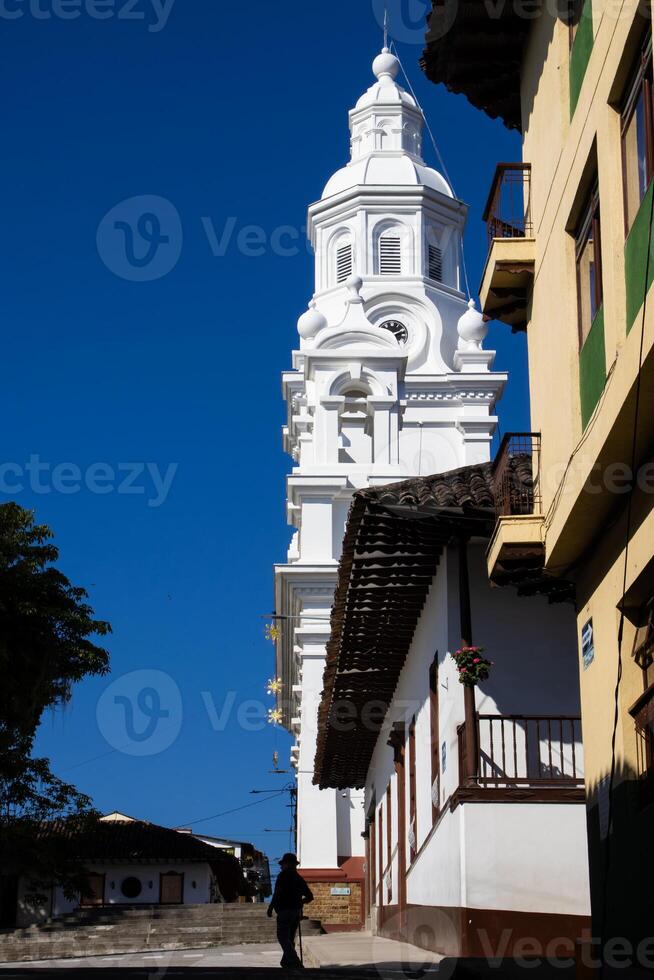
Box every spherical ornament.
[373,48,400,81]
[346,273,363,295]
[457,299,487,349]
[297,300,327,339]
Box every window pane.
[577,221,597,345]
[624,86,649,229]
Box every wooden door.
[160,871,184,905]
[80,873,104,908]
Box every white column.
[296,637,339,870]
[317,396,345,464]
[368,395,397,465]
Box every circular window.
[379,319,408,344]
[121,876,142,899]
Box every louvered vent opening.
[428,244,443,282]
[336,244,353,283]
[379,236,402,276]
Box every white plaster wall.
[54,863,212,913]
[406,807,463,908]
[463,804,590,916]
[459,544,583,720]
[406,801,590,917]
[364,540,588,919]
[299,498,334,563]
[17,863,214,925]
[397,425,462,478]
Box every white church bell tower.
[273,45,506,926]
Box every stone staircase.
[0,903,323,963]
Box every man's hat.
[279,852,299,866]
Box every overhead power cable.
[390,41,472,301]
[179,791,286,829]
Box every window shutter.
[428,244,443,282]
[336,243,353,283]
[379,235,402,275]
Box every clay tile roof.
[313,463,499,790]
[420,1,552,131]
[36,819,238,865]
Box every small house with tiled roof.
[15,813,249,926]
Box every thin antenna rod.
[389,40,472,300]
[383,5,389,49]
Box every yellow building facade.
[424,0,654,954]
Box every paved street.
[0,934,445,977]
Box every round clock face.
[379,319,409,344]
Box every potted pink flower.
[451,646,493,686]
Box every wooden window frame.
[408,717,417,863]
[368,813,376,912]
[575,183,603,348]
[385,783,392,903]
[377,803,384,907]
[387,722,407,917]
[159,871,184,906]
[621,33,654,235]
[79,872,105,908]
[429,655,440,825]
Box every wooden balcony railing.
[459,714,584,789]
[492,432,542,517]
[483,163,533,246]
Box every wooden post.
[458,537,478,783]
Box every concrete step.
[0,904,324,963]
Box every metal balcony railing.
[630,684,654,780]
[483,163,533,246]
[492,432,542,518]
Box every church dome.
[322,155,453,200]
[321,46,453,201]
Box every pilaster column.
[368,395,398,465]
[318,396,345,464]
[296,626,339,870]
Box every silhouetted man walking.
[267,853,313,969]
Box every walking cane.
[298,918,304,966]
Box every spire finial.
[383,4,389,50]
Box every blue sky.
[4,0,526,862]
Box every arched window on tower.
[377,227,403,276]
[333,233,354,285]
[338,389,372,464]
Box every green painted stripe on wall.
[579,305,606,429]
[569,0,594,117]
[625,180,654,332]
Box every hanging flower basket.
[451,646,493,686]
